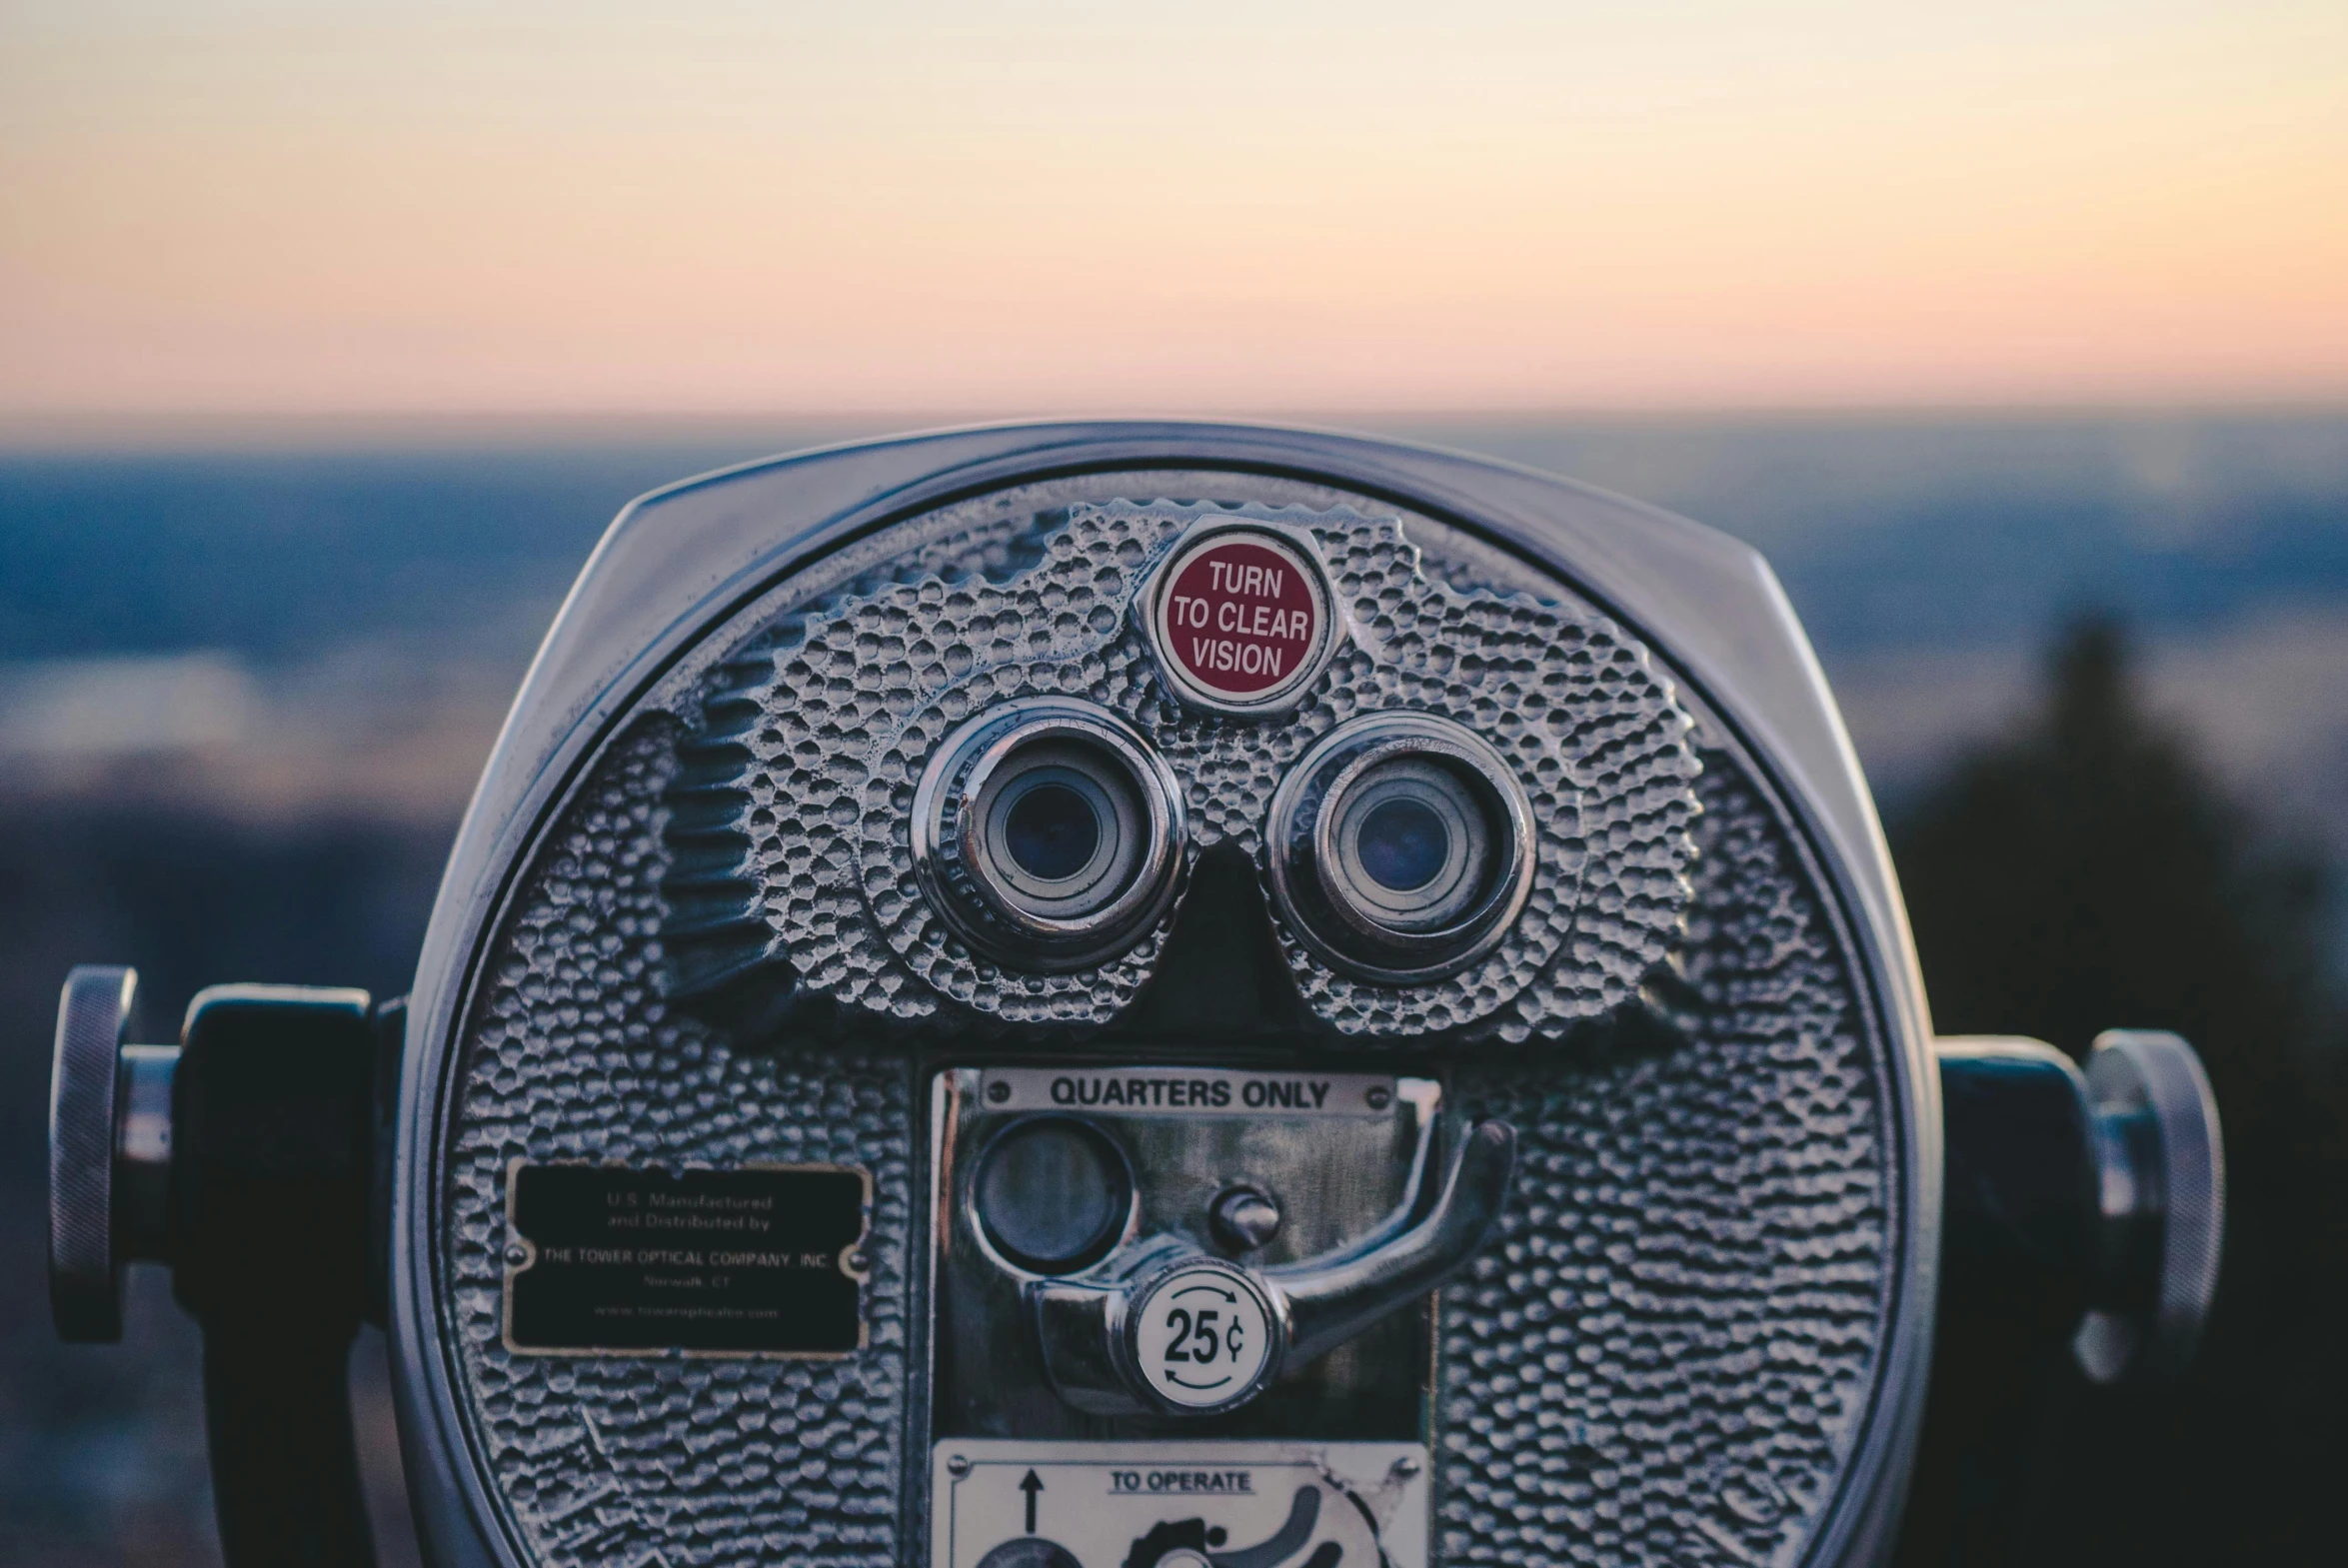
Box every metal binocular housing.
[46,423,2224,1568]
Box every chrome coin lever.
[1030,1119,1515,1416]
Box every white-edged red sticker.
[1153,530,1327,707]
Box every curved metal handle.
[1271,1117,1516,1363]
[1030,1118,1516,1415]
[48,965,388,1567]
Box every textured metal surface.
[409,434,1924,1568]
[1439,761,1889,1566]
[661,497,1700,1039]
[50,963,137,1343]
[442,724,917,1566]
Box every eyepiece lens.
[1355,796,1448,891]
[1004,782,1101,882]
[1263,713,1538,983]
[913,700,1186,971]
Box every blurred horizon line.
[6,397,2347,455]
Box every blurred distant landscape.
[3,410,2344,1565]
[10,412,2348,858]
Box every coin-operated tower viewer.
[47,424,2224,1568]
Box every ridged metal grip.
[49,964,138,1342]
[1935,1029,2227,1386]
[2074,1028,2227,1383]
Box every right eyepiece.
[1264,712,1535,982]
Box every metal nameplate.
[502,1161,870,1356]
[932,1439,1429,1568]
[980,1066,1397,1118]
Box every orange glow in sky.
[2,1,2343,420]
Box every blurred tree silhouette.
[1891,616,2348,1564]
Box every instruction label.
[932,1440,1428,1568]
[1150,527,1331,709]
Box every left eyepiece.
[912,699,1186,970]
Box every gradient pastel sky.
[3,0,2343,420]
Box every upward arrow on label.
[1020,1469,1044,1534]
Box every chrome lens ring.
[1324,757,1488,929]
[1265,712,1535,983]
[912,698,1185,970]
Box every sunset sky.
[3,0,2343,422]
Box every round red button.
[1153,532,1326,705]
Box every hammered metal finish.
[662,498,1701,1039]
[444,722,916,1567]
[1437,762,1889,1566]
[436,476,1893,1568]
